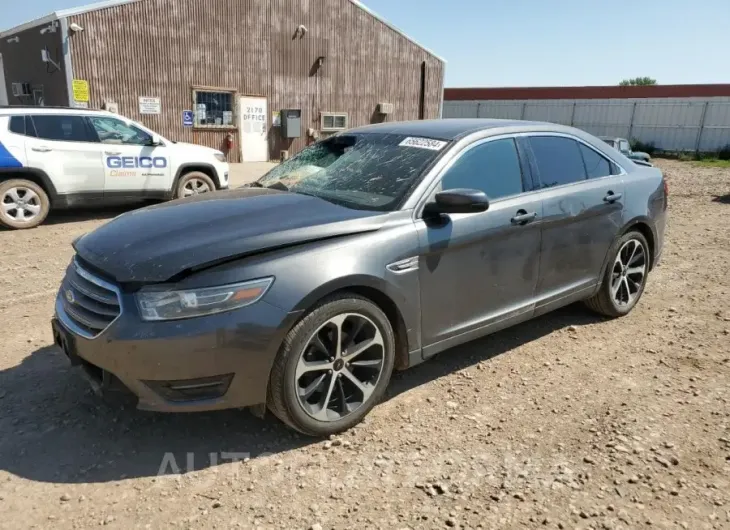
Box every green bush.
[717,144,730,161]
[630,139,657,155]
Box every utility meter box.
[281,109,302,138]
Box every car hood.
[171,141,221,156]
[74,189,388,283]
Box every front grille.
[57,259,121,338]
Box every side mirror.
[424,188,490,216]
[150,134,162,146]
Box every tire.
[0,179,50,230]
[267,294,396,437]
[585,231,651,318]
[174,171,215,199]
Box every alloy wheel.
[183,178,211,197]
[611,238,647,307]
[1,187,42,223]
[295,313,385,422]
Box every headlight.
[136,277,273,321]
[214,153,227,163]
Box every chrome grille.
[57,260,121,338]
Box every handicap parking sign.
[182,110,194,127]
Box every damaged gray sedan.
[52,119,668,436]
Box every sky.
[2,0,729,87]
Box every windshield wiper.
[266,181,289,191]
[243,180,290,191]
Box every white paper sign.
[138,96,161,115]
[223,111,233,125]
[399,137,447,151]
[196,104,207,122]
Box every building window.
[193,89,235,127]
[321,112,348,132]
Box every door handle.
[31,146,52,153]
[104,151,122,155]
[511,210,538,225]
[603,191,623,203]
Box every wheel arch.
[287,275,413,372]
[171,163,220,196]
[596,216,657,287]
[621,217,657,270]
[0,168,59,205]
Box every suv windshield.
[254,133,447,211]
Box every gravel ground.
[0,159,728,530]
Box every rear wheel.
[268,294,395,436]
[585,231,650,317]
[175,171,215,199]
[0,179,50,229]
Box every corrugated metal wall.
[68,0,445,162]
[444,97,730,152]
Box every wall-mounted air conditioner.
[378,102,394,115]
[11,82,31,97]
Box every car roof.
[349,118,583,141]
[0,106,112,116]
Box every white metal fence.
[443,97,730,152]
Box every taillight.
[663,178,669,197]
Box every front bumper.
[52,292,296,412]
[216,163,230,190]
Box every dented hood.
[74,188,387,283]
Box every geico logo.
[106,156,168,169]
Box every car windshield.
[253,133,447,211]
[602,139,617,148]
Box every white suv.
[0,107,229,229]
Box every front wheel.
[267,294,395,436]
[585,231,650,317]
[175,171,215,199]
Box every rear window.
[602,139,617,148]
[8,116,25,135]
[29,115,94,143]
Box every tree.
[619,77,657,86]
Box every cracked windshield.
[253,133,447,211]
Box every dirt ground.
[0,159,728,530]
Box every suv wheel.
[175,171,215,199]
[585,231,650,317]
[268,294,395,436]
[0,179,50,230]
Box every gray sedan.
[53,119,668,436]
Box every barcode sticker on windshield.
[399,137,447,151]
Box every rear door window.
[579,143,614,179]
[439,138,524,200]
[529,136,587,188]
[29,115,96,143]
